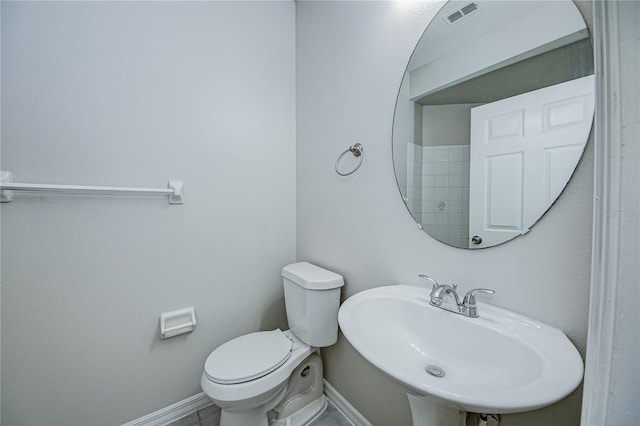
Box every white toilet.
[201,262,344,426]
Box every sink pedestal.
[407,394,465,426]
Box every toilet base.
[218,393,328,426]
[269,394,327,426]
[220,382,288,426]
[216,352,326,426]
[221,405,270,426]
[269,352,324,425]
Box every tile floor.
[167,399,353,426]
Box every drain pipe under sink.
[466,413,500,426]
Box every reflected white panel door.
[469,75,594,248]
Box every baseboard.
[323,379,373,426]
[121,392,212,426]
[122,380,371,426]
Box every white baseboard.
[323,379,372,426]
[121,392,212,426]
[122,380,371,426]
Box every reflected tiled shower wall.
[407,143,470,248]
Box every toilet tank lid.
[282,262,344,290]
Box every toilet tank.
[282,262,344,347]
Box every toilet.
[201,262,344,426]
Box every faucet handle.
[462,288,495,306]
[418,274,439,290]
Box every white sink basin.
[338,285,583,417]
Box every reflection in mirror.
[392,0,594,249]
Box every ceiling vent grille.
[444,3,479,25]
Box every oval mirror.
[392,0,594,249]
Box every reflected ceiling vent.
[447,10,464,24]
[461,2,478,15]
[444,3,479,25]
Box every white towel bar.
[0,171,183,204]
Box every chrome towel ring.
[335,143,364,176]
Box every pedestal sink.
[338,285,583,426]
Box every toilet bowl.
[201,262,344,426]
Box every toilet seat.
[201,329,317,414]
[204,329,292,385]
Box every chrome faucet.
[418,274,495,318]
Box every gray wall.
[421,104,478,147]
[1,2,295,425]
[296,2,593,425]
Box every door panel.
[486,153,523,230]
[469,75,594,248]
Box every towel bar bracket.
[0,171,13,203]
[168,181,184,205]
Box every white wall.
[296,2,593,425]
[0,2,295,425]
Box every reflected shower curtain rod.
[0,171,184,205]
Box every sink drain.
[425,365,445,378]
